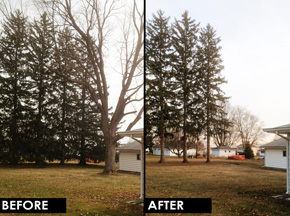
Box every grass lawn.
[0,163,142,216]
[146,155,290,216]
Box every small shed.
[117,141,141,173]
[211,146,237,157]
[117,128,144,200]
[260,138,287,169]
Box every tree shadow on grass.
[0,163,104,169]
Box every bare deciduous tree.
[212,102,240,147]
[40,0,143,173]
[234,106,264,147]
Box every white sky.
[146,0,290,139]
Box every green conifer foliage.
[0,11,30,164]
[195,24,227,163]
[171,11,199,163]
[27,13,58,164]
[244,142,254,159]
[146,10,172,163]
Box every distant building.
[152,145,196,157]
[152,145,176,156]
[211,146,237,157]
[258,148,265,156]
[260,138,287,169]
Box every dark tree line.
[146,10,228,163]
[0,11,105,165]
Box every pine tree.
[146,10,172,163]
[196,24,227,163]
[54,27,80,164]
[27,13,58,164]
[0,11,30,164]
[171,11,199,163]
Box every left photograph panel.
[0,0,144,215]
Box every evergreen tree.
[27,13,59,164]
[196,24,227,163]
[57,32,104,165]
[146,10,172,163]
[171,11,199,163]
[54,27,80,164]
[244,142,254,159]
[0,11,30,164]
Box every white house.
[260,138,287,169]
[211,146,237,157]
[116,141,141,173]
[152,145,177,156]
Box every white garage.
[211,146,237,157]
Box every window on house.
[283,151,286,157]
[225,150,227,153]
[229,151,231,153]
[137,154,141,160]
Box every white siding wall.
[265,149,286,169]
[152,148,177,156]
[119,151,141,172]
[212,149,236,157]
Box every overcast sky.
[146,0,290,138]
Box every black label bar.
[0,198,66,213]
[144,198,211,213]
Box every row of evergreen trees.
[0,11,104,165]
[145,10,228,163]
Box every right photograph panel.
[145,0,290,215]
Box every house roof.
[116,141,141,151]
[263,124,290,134]
[260,138,287,149]
[211,146,237,150]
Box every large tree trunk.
[195,133,199,158]
[60,77,66,165]
[183,99,188,163]
[103,112,117,173]
[79,87,87,166]
[104,134,116,173]
[206,110,211,163]
[159,111,165,163]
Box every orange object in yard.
[228,155,245,160]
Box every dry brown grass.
[146,155,290,216]
[0,163,142,216]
